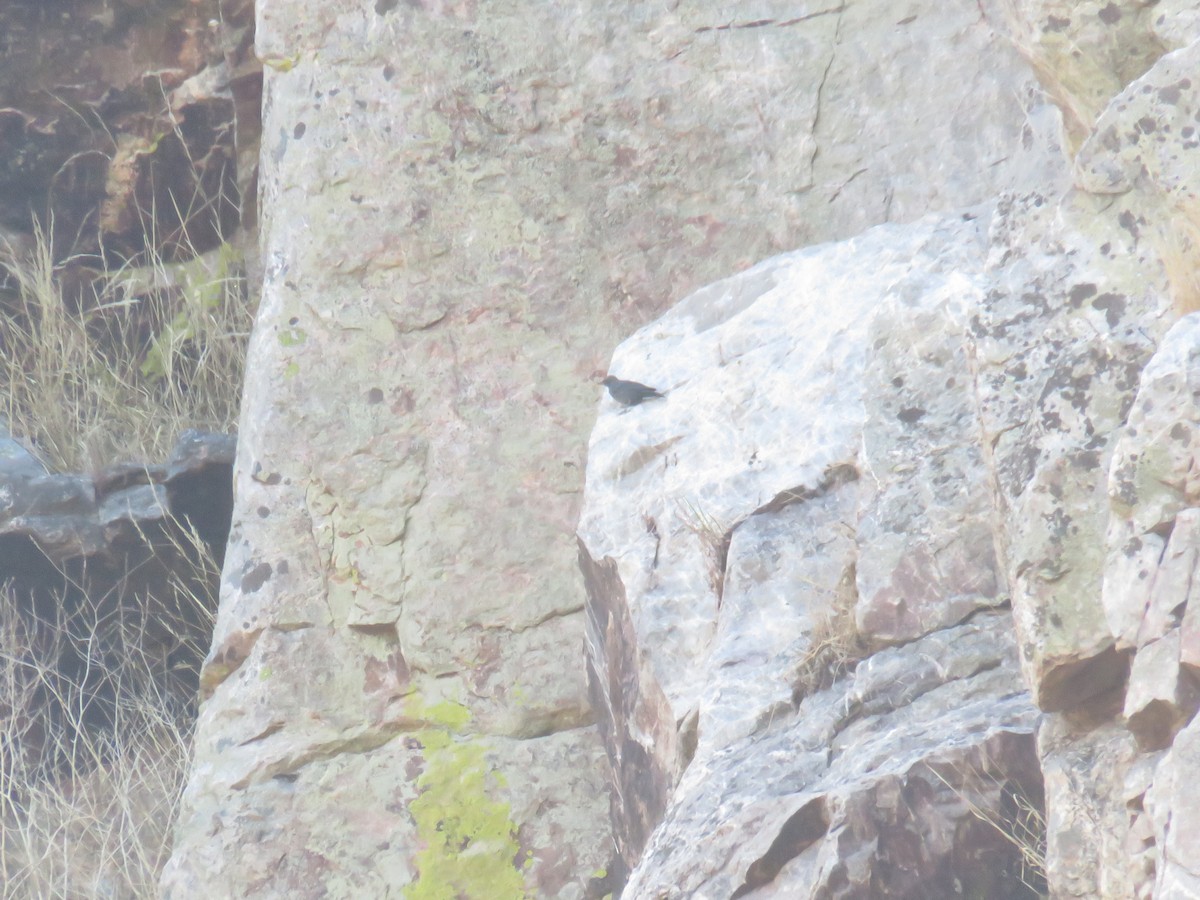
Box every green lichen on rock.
[278,325,307,346]
[404,698,527,900]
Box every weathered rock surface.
[624,614,1041,898]
[578,15,1200,900]
[162,0,1051,896]
[157,0,1200,897]
[1106,313,1200,898]
[0,426,235,565]
[575,199,1061,893]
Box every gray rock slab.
[624,614,1040,898]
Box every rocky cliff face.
[579,15,1200,900]
[0,0,258,270]
[164,0,1200,897]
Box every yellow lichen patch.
[260,53,301,73]
[404,698,527,900]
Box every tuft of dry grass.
[0,74,246,897]
[0,523,218,899]
[0,217,253,473]
[931,763,1048,898]
[677,500,734,601]
[791,563,863,702]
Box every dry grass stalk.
[0,522,217,899]
[0,215,252,473]
[931,764,1048,898]
[676,500,733,601]
[0,91,241,896]
[791,564,863,702]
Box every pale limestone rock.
[579,210,990,730]
[1179,513,1200,672]
[1150,0,1200,48]
[1125,631,1198,751]
[1154,511,1200,661]
[1103,314,1200,758]
[1146,721,1200,897]
[1075,40,1200,208]
[1039,716,1143,899]
[579,206,1052,890]
[965,162,1175,715]
[1094,312,1200,895]
[856,257,1004,645]
[997,0,1172,147]
[1104,313,1200,607]
[579,27,1197,888]
[1075,40,1200,314]
[624,615,1040,898]
[701,475,858,756]
[168,0,1046,894]
[163,0,1200,897]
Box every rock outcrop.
[0,0,258,268]
[578,22,1200,900]
[163,0,1200,898]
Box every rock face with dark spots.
[160,0,1200,897]
[577,207,1054,895]
[577,25,1200,899]
[162,0,1050,896]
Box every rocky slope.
[163,1,1200,897]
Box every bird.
[601,375,666,407]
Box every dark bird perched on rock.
[602,375,666,407]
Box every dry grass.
[0,45,247,898]
[0,217,252,473]
[932,763,1048,898]
[677,500,734,601]
[791,563,863,702]
[0,213,242,893]
[0,524,218,900]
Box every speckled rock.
[1034,39,1200,895]
[577,202,1062,891]
[1095,313,1200,896]
[163,0,1048,895]
[578,35,1200,886]
[1074,39,1200,314]
[997,0,1172,148]
[1037,715,1144,900]
[161,0,1200,895]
